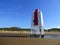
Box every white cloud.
[54,26,60,28]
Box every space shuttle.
[30,9,44,38]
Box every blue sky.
[0,0,60,29]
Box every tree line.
[0,27,60,32]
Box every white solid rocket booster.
[30,9,44,38]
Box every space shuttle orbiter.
[30,9,44,38]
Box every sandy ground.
[0,31,60,34]
[0,31,60,45]
[0,37,60,45]
[0,31,60,36]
